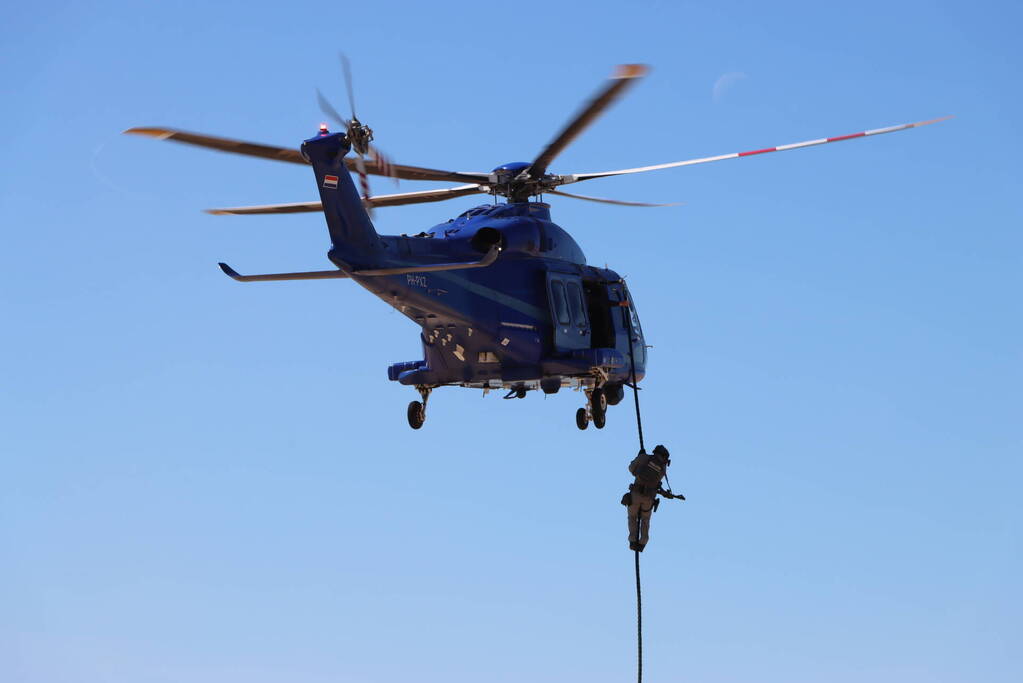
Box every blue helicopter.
[125,64,947,430]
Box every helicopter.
[125,63,948,431]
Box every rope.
[622,286,644,683]
[622,291,645,453]
[622,288,676,495]
[635,548,643,683]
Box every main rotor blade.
[352,159,488,184]
[206,201,323,215]
[548,189,682,207]
[123,127,491,183]
[365,184,487,208]
[528,64,649,179]
[124,127,308,164]
[563,116,953,183]
[204,184,487,215]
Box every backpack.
[635,453,666,486]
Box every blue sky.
[2,1,1020,682]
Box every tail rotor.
[316,54,397,213]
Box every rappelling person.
[622,444,684,552]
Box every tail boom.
[300,131,381,260]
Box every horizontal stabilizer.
[218,263,350,282]
[217,246,499,283]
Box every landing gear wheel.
[589,387,607,429]
[575,407,589,430]
[407,400,425,430]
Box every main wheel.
[593,405,607,429]
[591,387,608,412]
[575,407,589,430]
[407,400,426,429]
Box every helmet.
[653,444,670,459]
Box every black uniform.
[622,445,683,551]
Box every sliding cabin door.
[547,273,591,353]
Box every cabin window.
[551,280,571,325]
[478,351,500,363]
[567,282,588,328]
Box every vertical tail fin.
[301,131,380,259]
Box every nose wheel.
[407,386,431,430]
[575,386,608,430]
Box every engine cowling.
[466,219,541,256]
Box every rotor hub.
[488,162,562,202]
[347,117,374,156]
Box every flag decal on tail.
[322,175,339,189]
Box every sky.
[1,1,1020,682]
